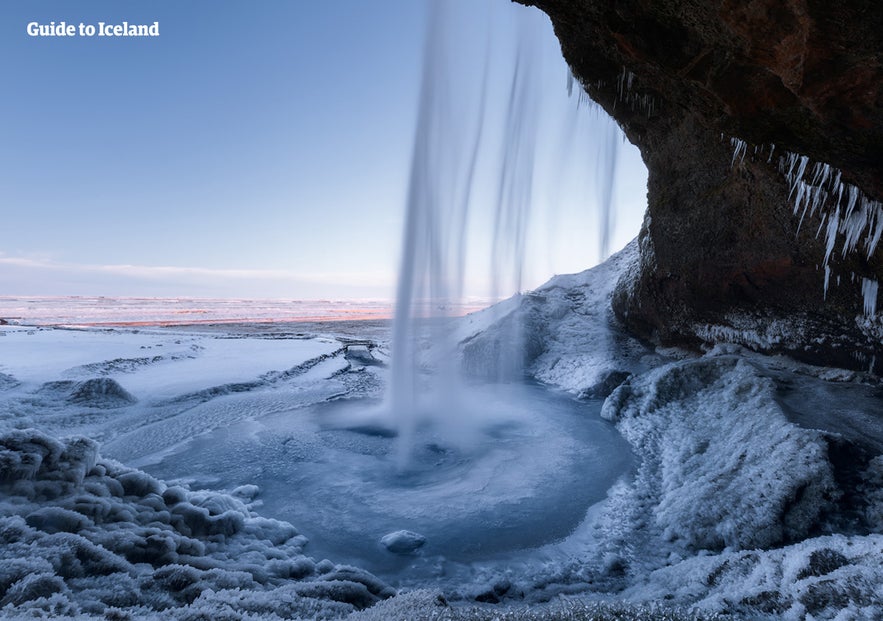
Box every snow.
[454,241,883,619]
[0,325,340,400]
[0,326,346,463]
[0,429,393,619]
[626,534,883,620]
[0,297,404,326]
[459,240,658,396]
[600,356,838,556]
[0,245,881,619]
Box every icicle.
[866,203,883,258]
[810,186,824,217]
[730,138,747,167]
[790,156,809,198]
[824,205,840,267]
[617,68,634,100]
[824,265,831,299]
[767,143,775,164]
[820,163,831,188]
[841,203,868,257]
[845,185,859,219]
[861,278,878,316]
[793,182,806,216]
[810,162,824,187]
[816,212,828,239]
[785,152,799,178]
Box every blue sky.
[0,0,646,300]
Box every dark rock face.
[517,0,883,372]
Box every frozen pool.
[144,381,634,584]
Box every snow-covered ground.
[1,242,882,619]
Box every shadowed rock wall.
[517,0,883,373]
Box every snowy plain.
[1,243,882,619]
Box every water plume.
[388,0,492,467]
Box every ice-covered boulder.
[381,530,426,554]
[68,377,137,408]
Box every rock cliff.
[517,0,883,373]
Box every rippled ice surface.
[145,382,633,583]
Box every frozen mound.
[0,429,394,619]
[594,354,883,618]
[600,356,838,559]
[68,378,138,408]
[459,240,652,394]
[35,378,138,409]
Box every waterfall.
[387,0,624,467]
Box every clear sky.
[0,0,647,300]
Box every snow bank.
[459,240,655,395]
[0,429,394,619]
[594,354,883,618]
[600,355,838,556]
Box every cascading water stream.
[387,0,625,468]
[388,0,493,467]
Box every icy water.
[144,381,633,584]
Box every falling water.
[387,0,490,467]
[388,0,624,467]
[597,122,619,261]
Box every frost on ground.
[0,429,393,619]
[1,242,882,619]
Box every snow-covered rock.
[380,530,426,554]
[627,534,883,619]
[459,240,656,395]
[69,378,138,408]
[600,355,838,555]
